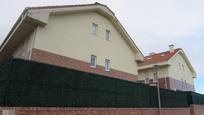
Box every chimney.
[169,44,175,53]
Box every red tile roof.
[139,48,181,66]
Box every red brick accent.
[0,107,191,115]
[190,105,204,115]
[138,77,194,91]
[31,48,137,82]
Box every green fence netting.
[0,59,203,107]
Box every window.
[105,29,110,41]
[179,63,181,69]
[104,59,110,71]
[90,55,97,68]
[92,23,98,35]
[153,72,158,83]
[144,76,149,84]
[182,64,185,71]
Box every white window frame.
[105,29,111,41]
[92,23,98,35]
[104,59,110,71]
[90,55,97,68]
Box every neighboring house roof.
[0,2,144,62]
[139,48,181,66]
[138,48,197,78]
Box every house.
[0,3,144,82]
[138,45,196,91]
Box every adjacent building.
[138,45,196,91]
[0,3,144,82]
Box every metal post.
[153,65,162,115]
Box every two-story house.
[0,3,144,82]
[138,45,196,91]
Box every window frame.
[92,23,98,35]
[105,29,111,41]
[90,55,97,68]
[104,59,110,71]
[179,62,181,69]
[182,64,185,71]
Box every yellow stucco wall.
[138,52,194,86]
[138,66,169,80]
[34,12,138,75]
[168,52,194,85]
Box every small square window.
[92,23,98,35]
[105,59,110,71]
[90,55,97,68]
[105,30,110,41]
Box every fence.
[0,59,203,107]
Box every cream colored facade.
[34,12,139,75]
[168,51,195,85]
[138,65,169,80]
[138,49,196,91]
[0,3,144,78]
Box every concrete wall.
[34,12,139,76]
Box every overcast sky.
[1,0,204,93]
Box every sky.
[1,0,204,94]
